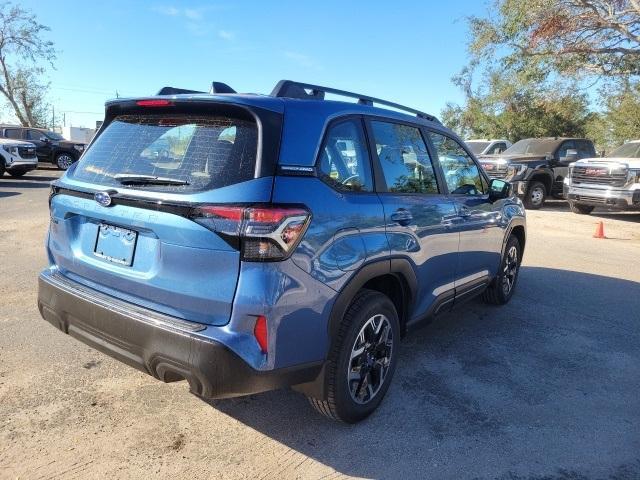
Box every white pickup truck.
[564,140,640,214]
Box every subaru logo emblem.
[95,191,112,207]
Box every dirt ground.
[1,167,639,479]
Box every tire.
[523,181,546,209]
[0,163,4,177]
[482,235,522,305]
[55,152,75,170]
[8,169,27,177]
[308,289,400,423]
[569,201,594,215]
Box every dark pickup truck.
[0,126,86,170]
[478,137,596,209]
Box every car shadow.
[205,267,640,479]
[0,178,57,189]
[539,200,569,211]
[0,191,20,198]
[591,211,640,223]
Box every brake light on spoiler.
[136,99,174,107]
[190,205,311,261]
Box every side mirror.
[560,149,578,163]
[40,136,50,143]
[488,178,512,202]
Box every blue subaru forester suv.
[38,80,526,423]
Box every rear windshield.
[72,114,258,191]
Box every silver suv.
[565,140,640,214]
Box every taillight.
[191,205,311,261]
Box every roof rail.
[270,80,439,122]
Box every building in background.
[56,126,96,144]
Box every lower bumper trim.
[37,269,321,399]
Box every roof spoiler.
[156,82,237,96]
[270,79,439,122]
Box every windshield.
[504,138,559,156]
[608,142,640,158]
[45,131,64,141]
[72,114,258,192]
[466,141,489,154]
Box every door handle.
[390,209,413,226]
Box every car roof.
[107,93,443,128]
[105,80,458,169]
[0,125,46,131]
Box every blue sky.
[13,0,489,128]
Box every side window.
[486,142,506,155]
[557,141,576,159]
[26,130,41,141]
[370,121,439,194]
[428,132,486,195]
[4,129,22,139]
[317,119,373,192]
[577,140,594,158]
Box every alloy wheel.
[502,245,519,295]
[347,314,394,405]
[57,154,74,170]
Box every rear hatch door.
[48,99,282,326]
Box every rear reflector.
[254,315,268,353]
[136,99,173,107]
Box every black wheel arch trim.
[327,258,417,338]
[502,218,526,260]
[294,257,418,399]
[527,170,554,193]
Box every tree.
[0,2,55,127]
[468,0,640,79]
[586,80,640,150]
[442,66,593,141]
[443,0,640,143]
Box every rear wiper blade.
[114,174,190,186]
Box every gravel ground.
[1,167,639,480]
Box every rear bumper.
[37,269,321,399]
[566,185,640,210]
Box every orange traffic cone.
[593,221,606,239]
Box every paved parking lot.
[1,167,639,479]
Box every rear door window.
[72,114,258,192]
[370,121,439,194]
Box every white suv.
[0,138,38,177]
[565,140,640,214]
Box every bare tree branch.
[0,2,55,126]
